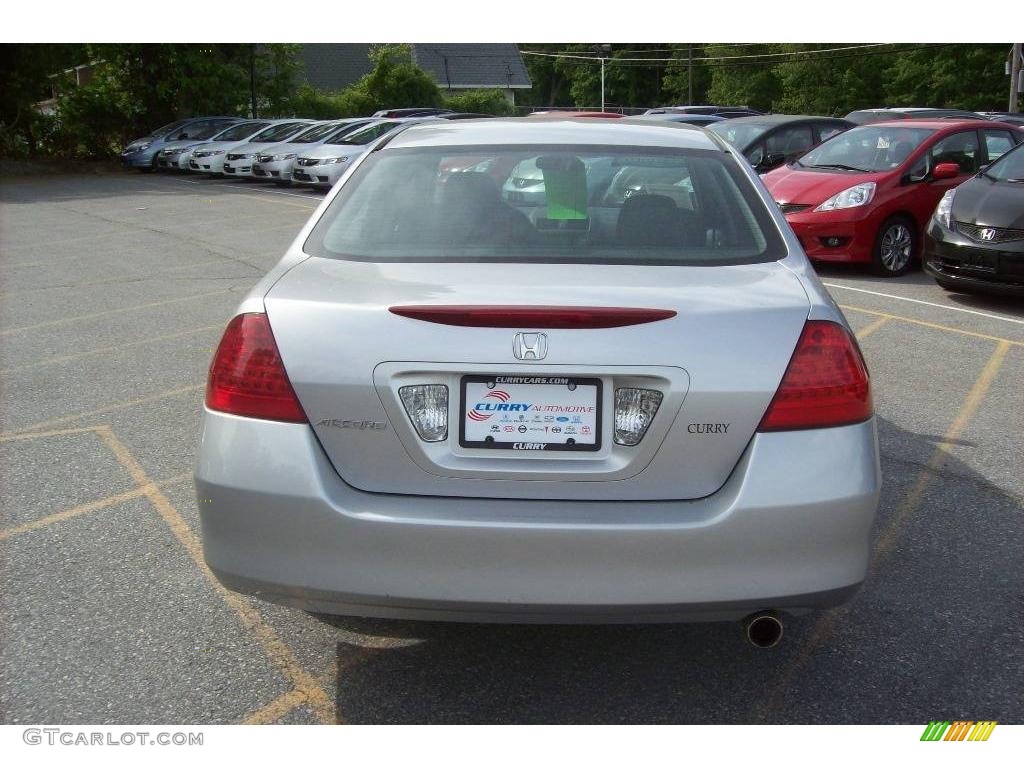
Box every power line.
[520,43,893,63]
[520,43,954,70]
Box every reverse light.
[814,182,876,212]
[758,321,872,431]
[934,189,956,229]
[205,313,307,423]
[614,388,663,446]
[399,385,448,442]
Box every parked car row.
[123,108,1023,295]
[122,115,446,189]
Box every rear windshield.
[304,145,786,266]
[798,125,934,171]
[707,122,771,149]
[212,122,270,141]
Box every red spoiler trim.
[388,305,676,329]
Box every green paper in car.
[537,154,588,220]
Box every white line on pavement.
[823,282,1024,326]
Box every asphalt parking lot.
[1,170,1022,725]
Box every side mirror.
[932,162,960,180]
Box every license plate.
[459,375,601,452]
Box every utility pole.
[593,44,611,112]
[688,43,693,105]
[1011,43,1022,113]
[250,44,257,119]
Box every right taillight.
[205,313,307,423]
[758,320,872,432]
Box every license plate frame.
[459,375,602,452]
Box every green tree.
[443,89,515,116]
[705,44,781,112]
[356,44,441,111]
[882,44,1008,110]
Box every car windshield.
[304,145,786,266]
[707,122,772,148]
[190,122,235,140]
[212,122,270,141]
[984,143,1024,181]
[250,122,310,142]
[328,122,400,145]
[797,125,935,171]
[148,120,190,138]
[292,122,342,142]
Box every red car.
[762,119,1022,276]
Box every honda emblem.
[513,332,548,360]
[979,228,996,242]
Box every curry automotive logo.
[920,720,997,741]
[467,390,520,422]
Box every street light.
[593,44,612,112]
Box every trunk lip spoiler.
[388,305,677,329]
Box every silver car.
[189,120,272,174]
[196,119,880,643]
[290,118,431,188]
[251,119,374,184]
[221,120,316,178]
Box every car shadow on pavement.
[317,416,1023,724]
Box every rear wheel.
[871,216,916,277]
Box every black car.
[707,114,854,174]
[845,107,986,125]
[924,141,1024,296]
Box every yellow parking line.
[0,383,204,437]
[840,304,1024,348]
[854,316,889,341]
[97,426,336,724]
[0,325,222,375]
[0,289,233,336]
[873,340,1011,561]
[0,471,192,542]
[752,340,1011,722]
[0,425,103,442]
[241,689,311,725]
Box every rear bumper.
[196,411,881,623]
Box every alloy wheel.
[880,223,913,272]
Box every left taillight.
[205,313,307,423]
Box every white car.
[251,119,374,185]
[291,119,434,189]
[221,120,317,178]
[189,120,273,174]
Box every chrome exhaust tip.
[743,611,784,648]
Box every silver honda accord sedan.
[196,118,880,642]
